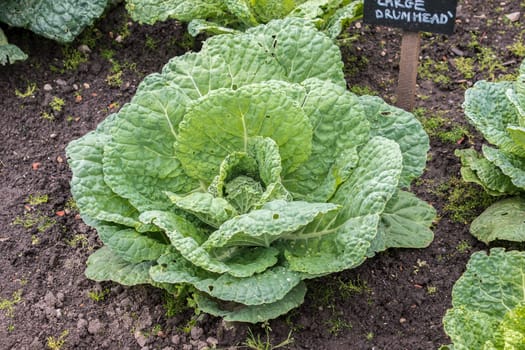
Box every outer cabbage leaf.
[102,76,199,212]
[463,80,525,157]
[281,137,403,275]
[360,95,429,187]
[443,249,525,350]
[0,29,27,65]
[368,190,435,255]
[470,197,525,244]
[151,252,302,306]
[86,246,155,286]
[126,0,226,24]
[483,145,525,189]
[455,148,520,196]
[195,282,307,323]
[0,0,109,43]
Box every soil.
[0,1,523,349]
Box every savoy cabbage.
[126,0,363,38]
[442,248,525,350]
[67,18,435,322]
[455,60,525,244]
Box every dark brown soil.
[1,1,523,349]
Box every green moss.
[454,57,476,80]
[413,108,471,144]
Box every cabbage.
[66,18,435,322]
[456,60,525,244]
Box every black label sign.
[363,0,458,34]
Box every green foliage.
[126,0,364,39]
[414,108,471,144]
[67,18,434,323]
[0,28,28,65]
[442,249,525,350]
[456,59,525,244]
[15,82,37,98]
[46,330,69,350]
[244,322,294,350]
[0,290,22,318]
[87,288,110,302]
[50,97,65,112]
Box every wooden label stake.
[395,31,421,111]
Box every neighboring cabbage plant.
[66,18,435,322]
[0,0,110,64]
[455,61,525,244]
[126,0,363,38]
[441,248,525,350]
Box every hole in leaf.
[273,213,279,219]
[232,84,238,90]
[265,115,270,119]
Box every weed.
[46,330,69,350]
[50,97,65,112]
[455,240,472,253]
[61,46,88,71]
[418,58,451,86]
[477,47,506,80]
[244,322,294,350]
[350,85,378,96]
[453,57,475,79]
[41,112,55,121]
[27,193,49,205]
[326,313,352,335]
[145,35,158,50]
[15,82,37,98]
[13,212,56,232]
[67,234,88,248]
[0,290,22,318]
[337,276,371,297]
[366,332,374,341]
[88,288,110,302]
[427,285,438,295]
[31,234,40,245]
[413,107,471,144]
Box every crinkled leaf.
[324,1,364,39]
[0,0,108,43]
[126,0,226,24]
[141,211,278,277]
[96,223,168,263]
[166,192,237,228]
[0,29,27,65]
[369,190,435,255]
[332,136,403,220]
[360,95,429,187]
[195,281,307,323]
[85,246,154,286]
[188,19,240,36]
[281,137,403,274]
[483,145,525,189]
[102,77,199,212]
[224,0,258,26]
[455,148,521,195]
[175,84,312,182]
[464,81,525,157]
[66,130,154,231]
[152,252,301,305]
[443,249,525,350]
[203,200,339,249]
[284,78,369,201]
[246,18,345,86]
[494,303,525,349]
[470,197,525,244]
[507,125,525,151]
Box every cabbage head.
[66,18,435,323]
[455,60,525,244]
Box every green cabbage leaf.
[456,60,525,244]
[67,18,434,323]
[442,249,525,350]
[126,0,364,39]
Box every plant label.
[363,0,458,35]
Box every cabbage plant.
[455,61,525,244]
[441,248,525,350]
[0,0,110,64]
[126,0,363,38]
[67,18,435,322]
